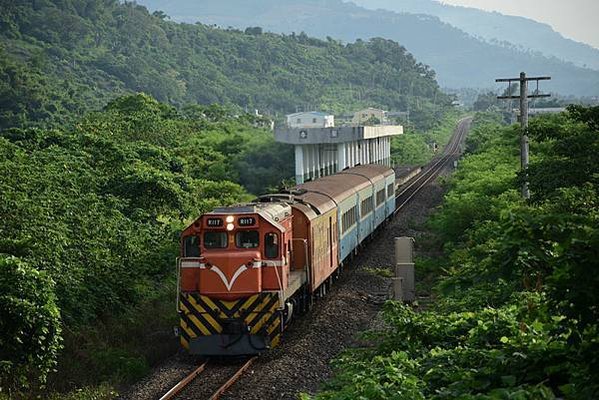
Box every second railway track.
[395,116,472,212]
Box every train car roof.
[296,165,394,210]
[259,164,395,221]
[297,173,367,210]
[339,164,394,181]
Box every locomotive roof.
[210,202,292,224]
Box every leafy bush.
[0,256,62,394]
[90,349,149,384]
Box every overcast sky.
[440,0,599,49]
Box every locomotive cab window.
[265,233,279,258]
[183,235,200,257]
[204,232,227,249]
[236,230,259,248]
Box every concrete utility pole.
[496,72,551,199]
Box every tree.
[244,26,263,35]
[526,105,599,201]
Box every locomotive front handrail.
[176,257,205,313]
[176,257,181,313]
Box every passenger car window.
[183,235,200,257]
[236,231,259,248]
[265,233,279,258]
[204,232,227,249]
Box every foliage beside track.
[0,94,293,396]
[308,107,599,399]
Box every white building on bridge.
[286,111,335,129]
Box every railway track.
[394,116,472,212]
[158,357,256,400]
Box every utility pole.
[496,72,551,199]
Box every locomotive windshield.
[235,231,259,248]
[204,232,227,248]
[183,235,200,257]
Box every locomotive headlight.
[225,215,234,223]
[226,223,235,231]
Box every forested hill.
[137,0,599,96]
[0,0,449,131]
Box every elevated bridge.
[275,125,403,184]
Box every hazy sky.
[440,0,599,49]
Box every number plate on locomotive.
[238,217,256,226]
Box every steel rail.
[208,357,257,400]
[158,357,257,400]
[158,362,209,400]
[394,117,471,213]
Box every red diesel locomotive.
[177,164,396,356]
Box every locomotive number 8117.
[177,164,396,356]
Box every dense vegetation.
[0,0,450,132]
[0,93,295,396]
[309,107,599,399]
[138,0,599,95]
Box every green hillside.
[0,0,451,131]
[138,0,599,96]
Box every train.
[176,164,396,356]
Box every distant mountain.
[351,0,599,71]
[137,0,599,96]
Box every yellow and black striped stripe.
[179,292,282,350]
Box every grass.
[363,266,395,278]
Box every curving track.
[395,116,472,212]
